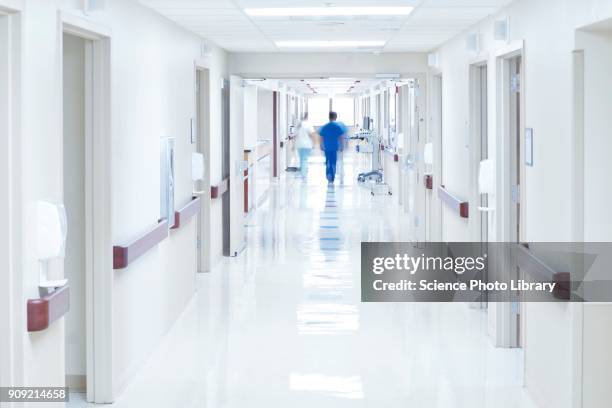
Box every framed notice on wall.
[525,128,534,166]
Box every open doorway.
[60,16,112,403]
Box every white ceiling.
[139,0,514,53]
[245,77,414,96]
[262,78,394,95]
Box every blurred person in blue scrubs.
[296,113,315,179]
[319,111,347,185]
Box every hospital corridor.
[2,1,612,408]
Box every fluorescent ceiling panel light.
[276,40,385,48]
[244,7,414,17]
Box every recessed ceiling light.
[245,7,414,17]
[275,40,386,48]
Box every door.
[222,79,231,255]
[272,91,278,177]
[508,55,523,347]
[413,79,427,244]
[195,68,211,272]
[431,75,443,242]
[63,33,88,396]
[476,65,489,244]
[402,80,426,243]
[0,7,21,389]
[229,75,246,256]
[470,63,489,309]
[493,52,524,348]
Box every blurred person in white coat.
[296,113,315,179]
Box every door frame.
[430,73,443,242]
[570,46,585,408]
[0,0,23,390]
[495,41,526,245]
[59,11,113,403]
[228,75,246,256]
[493,41,525,349]
[194,62,212,272]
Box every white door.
[402,80,426,243]
[0,9,18,389]
[229,75,246,256]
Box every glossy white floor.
[70,152,537,408]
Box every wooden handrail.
[257,141,273,161]
[211,177,229,199]
[27,285,70,332]
[438,185,469,218]
[383,146,399,162]
[514,244,570,300]
[424,174,433,190]
[171,197,201,230]
[113,220,169,269]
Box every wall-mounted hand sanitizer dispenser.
[36,201,68,290]
[478,159,496,195]
[423,142,434,175]
[192,152,205,182]
[37,201,67,260]
[423,142,433,166]
[478,159,496,212]
[192,152,205,196]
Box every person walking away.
[319,112,347,185]
[296,113,315,179]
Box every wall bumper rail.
[383,146,399,162]
[424,174,433,190]
[514,244,571,300]
[211,177,229,199]
[172,197,202,230]
[438,185,469,218]
[27,285,70,332]
[113,220,169,269]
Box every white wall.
[109,0,197,394]
[243,85,258,149]
[432,0,612,407]
[16,0,227,399]
[62,33,86,381]
[257,88,273,142]
[228,52,428,78]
